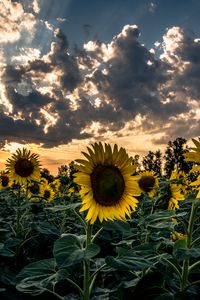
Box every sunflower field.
[1,139,200,300]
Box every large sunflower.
[74,142,141,224]
[6,148,41,185]
[184,138,200,172]
[134,171,159,198]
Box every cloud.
[0,2,200,149]
[0,0,37,44]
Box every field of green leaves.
[1,138,200,300]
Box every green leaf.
[45,203,81,212]
[143,210,175,222]
[53,234,84,268]
[105,255,151,271]
[85,243,100,259]
[0,242,15,257]
[16,258,59,296]
[173,247,200,260]
[147,221,175,230]
[173,240,187,250]
[103,220,131,233]
[53,234,100,268]
[34,221,59,236]
[154,293,174,300]
[193,199,200,207]
[16,259,57,283]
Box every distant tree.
[58,164,68,177]
[164,137,193,178]
[69,161,78,179]
[41,168,54,183]
[132,155,141,173]
[164,141,175,178]
[142,150,162,176]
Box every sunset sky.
[0,0,200,175]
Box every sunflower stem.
[163,258,182,280]
[191,236,200,247]
[65,278,83,297]
[15,188,21,237]
[91,227,103,243]
[83,223,92,300]
[180,202,197,291]
[73,208,87,231]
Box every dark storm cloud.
[152,115,200,145]
[0,108,43,145]
[49,29,82,92]
[1,5,200,148]
[89,25,188,121]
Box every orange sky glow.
[0,132,171,176]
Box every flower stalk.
[180,202,198,291]
[83,223,92,300]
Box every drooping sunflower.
[167,184,185,210]
[184,138,200,172]
[6,148,41,185]
[134,171,159,198]
[27,181,42,199]
[0,172,12,189]
[170,170,188,195]
[190,175,200,198]
[74,142,142,224]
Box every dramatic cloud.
[0,0,37,44]
[0,1,200,149]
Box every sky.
[0,0,200,175]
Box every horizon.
[0,136,194,176]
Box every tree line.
[133,137,194,178]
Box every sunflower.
[184,138,200,172]
[50,178,68,194]
[27,181,42,199]
[167,184,185,210]
[6,148,41,185]
[171,231,187,242]
[0,172,12,189]
[74,142,141,224]
[134,171,159,198]
[40,183,55,203]
[190,175,200,198]
[170,170,188,195]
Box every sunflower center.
[14,158,34,177]
[91,165,125,206]
[138,175,155,193]
[1,175,9,187]
[30,183,40,194]
[44,190,51,199]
